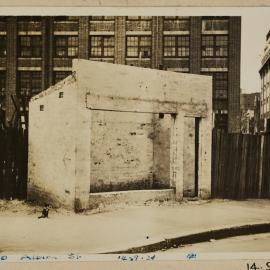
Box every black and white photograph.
[0,3,269,260]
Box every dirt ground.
[0,197,211,217]
[0,199,270,254]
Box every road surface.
[164,233,270,252]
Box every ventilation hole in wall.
[40,105,44,111]
[159,113,164,119]
[59,92,64,98]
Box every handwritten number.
[187,253,197,260]
[118,254,155,262]
[247,263,260,270]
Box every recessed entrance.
[183,117,200,197]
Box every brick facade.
[190,17,201,74]
[1,16,241,132]
[114,16,126,65]
[228,17,241,133]
[5,17,17,126]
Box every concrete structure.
[260,30,270,132]
[28,59,212,211]
[240,92,261,134]
[0,16,240,132]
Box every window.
[54,36,78,57]
[0,17,6,32]
[53,17,78,32]
[203,72,228,100]
[127,16,152,20]
[214,72,228,99]
[0,71,5,97]
[126,17,152,31]
[0,36,6,57]
[90,16,115,21]
[54,16,78,21]
[53,71,72,84]
[214,113,228,131]
[202,35,228,57]
[19,36,42,57]
[17,17,42,32]
[202,19,229,32]
[90,36,114,57]
[164,36,189,57]
[215,36,228,57]
[163,17,190,32]
[18,71,42,97]
[126,36,151,58]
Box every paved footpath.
[0,199,270,254]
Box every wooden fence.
[0,126,270,201]
[212,129,270,199]
[0,127,28,199]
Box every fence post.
[258,135,264,198]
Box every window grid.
[202,19,229,32]
[18,71,42,98]
[90,36,115,57]
[0,36,6,57]
[202,72,228,100]
[202,35,228,57]
[126,36,151,58]
[126,16,152,20]
[53,71,72,84]
[163,36,190,57]
[54,36,78,58]
[163,17,190,32]
[126,17,152,32]
[90,16,115,21]
[19,36,42,57]
[53,16,79,21]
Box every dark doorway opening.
[194,117,200,197]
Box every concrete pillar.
[190,17,201,74]
[151,16,163,69]
[78,16,89,59]
[5,17,17,127]
[228,17,241,133]
[183,117,196,197]
[198,116,212,198]
[74,91,91,212]
[170,112,184,200]
[114,16,126,65]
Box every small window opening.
[40,105,44,111]
[59,92,64,98]
[159,113,164,119]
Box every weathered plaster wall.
[28,76,77,208]
[28,60,212,210]
[72,59,212,200]
[73,59,211,117]
[90,110,154,192]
